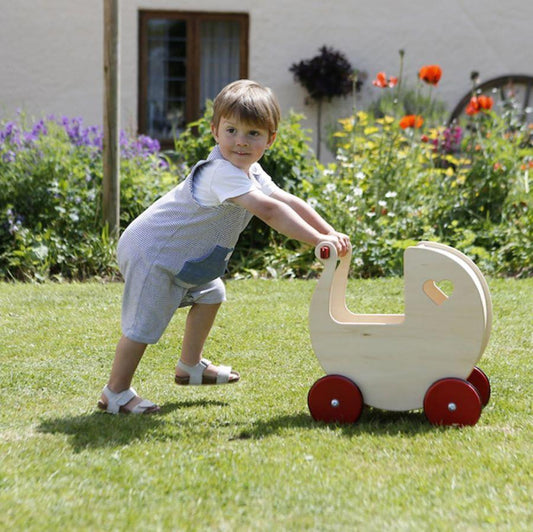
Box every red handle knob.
[320,246,330,259]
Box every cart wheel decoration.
[467,366,491,407]
[424,378,482,427]
[308,375,363,424]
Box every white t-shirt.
[192,159,279,207]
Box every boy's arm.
[230,189,349,256]
[269,188,335,234]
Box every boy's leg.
[175,279,238,383]
[108,335,147,389]
[101,335,150,411]
[177,302,221,375]
[175,302,239,382]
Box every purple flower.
[23,131,38,145]
[6,208,23,235]
[119,131,161,159]
[31,119,48,137]
[1,115,162,166]
[2,150,16,163]
[0,121,21,146]
[432,126,463,154]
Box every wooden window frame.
[138,10,249,142]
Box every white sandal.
[175,358,240,385]
[97,385,160,414]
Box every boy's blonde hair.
[212,79,281,135]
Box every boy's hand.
[321,231,351,257]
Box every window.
[139,11,249,145]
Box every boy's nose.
[236,135,248,146]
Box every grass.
[0,277,532,531]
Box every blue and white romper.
[117,146,278,344]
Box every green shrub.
[308,63,532,278]
[2,70,531,282]
[0,110,320,281]
[0,115,176,280]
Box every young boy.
[98,80,350,414]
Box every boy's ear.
[210,123,218,141]
[267,131,277,148]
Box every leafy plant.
[311,56,533,278]
[1,54,531,282]
[0,114,176,280]
[290,45,357,159]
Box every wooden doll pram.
[307,241,492,426]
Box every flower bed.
[300,60,532,278]
[1,61,531,281]
[0,114,175,280]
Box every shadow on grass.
[233,408,434,440]
[37,399,228,452]
[39,400,436,451]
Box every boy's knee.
[191,278,226,305]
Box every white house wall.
[1,0,532,157]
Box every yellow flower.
[445,155,460,166]
[356,111,368,126]
[427,127,442,140]
[338,117,355,132]
[376,115,395,126]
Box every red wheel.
[467,366,491,407]
[308,375,363,424]
[424,378,482,427]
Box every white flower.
[354,187,363,197]
[378,200,387,207]
[366,211,376,218]
[385,191,397,198]
[307,198,318,208]
[325,183,336,193]
[356,171,366,180]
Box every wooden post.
[103,0,120,236]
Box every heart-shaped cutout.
[423,279,453,305]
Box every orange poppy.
[373,71,398,88]
[399,115,424,129]
[466,95,494,115]
[418,65,442,86]
[478,95,493,110]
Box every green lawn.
[1,278,531,531]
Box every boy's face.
[211,115,276,173]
